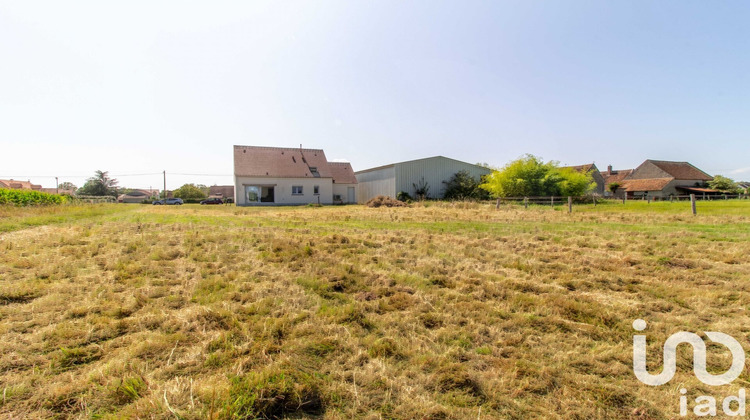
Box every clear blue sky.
[1,1,748,189]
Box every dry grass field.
[1,201,750,419]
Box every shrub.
[412,177,430,200]
[480,155,595,198]
[0,189,68,206]
[442,170,490,201]
[396,191,412,202]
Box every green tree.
[195,184,210,196]
[173,184,207,201]
[442,170,490,200]
[480,155,596,198]
[557,167,596,197]
[58,181,77,191]
[77,170,119,196]
[708,175,740,193]
[479,155,560,198]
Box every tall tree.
[58,182,77,191]
[173,184,207,201]
[77,170,119,196]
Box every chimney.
[607,165,613,175]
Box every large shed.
[355,156,491,203]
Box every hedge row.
[0,189,68,206]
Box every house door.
[347,187,355,204]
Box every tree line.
[64,170,214,201]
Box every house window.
[292,186,303,195]
[245,186,275,203]
[313,185,319,195]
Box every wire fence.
[494,194,750,215]
[496,194,749,206]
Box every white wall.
[234,176,333,205]
[333,183,357,204]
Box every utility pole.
[55,176,59,194]
[163,171,166,198]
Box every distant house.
[619,160,714,198]
[233,145,358,206]
[561,163,605,195]
[355,156,491,203]
[0,179,42,191]
[602,166,634,197]
[118,189,160,203]
[208,185,235,201]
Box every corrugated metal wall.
[395,157,491,199]
[355,166,396,203]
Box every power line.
[170,173,233,177]
[0,172,222,178]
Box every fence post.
[496,198,500,210]
[551,196,554,207]
[524,197,528,209]
[691,194,697,215]
[593,196,597,206]
[647,196,651,204]
[568,196,572,213]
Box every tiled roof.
[208,185,234,198]
[327,162,357,184]
[234,146,334,178]
[0,179,42,190]
[676,186,720,193]
[562,163,596,173]
[621,178,672,192]
[602,169,633,186]
[647,160,712,181]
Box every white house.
[355,156,491,203]
[233,145,357,206]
